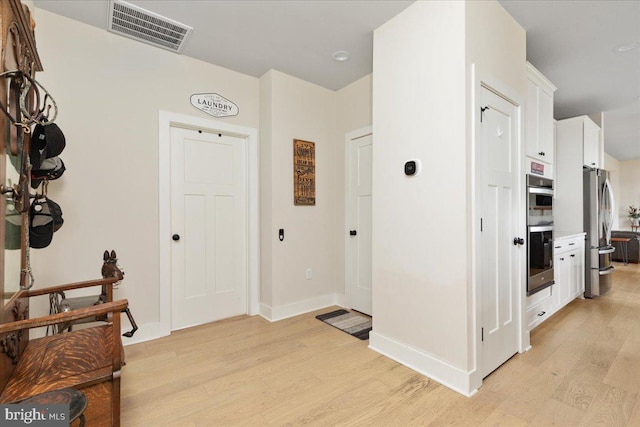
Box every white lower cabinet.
[526,233,585,331]
[526,286,556,330]
[555,234,585,306]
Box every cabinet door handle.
[555,246,562,249]
[538,151,545,156]
[570,254,575,257]
[537,311,546,317]
[560,257,565,261]
[569,243,575,246]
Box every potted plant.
[629,205,640,228]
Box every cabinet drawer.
[554,236,584,255]
[526,286,552,309]
[527,289,556,330]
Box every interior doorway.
[478,85,522,378]
[158,111,259,337]
[345,127,373,315]
[169,127,247,330]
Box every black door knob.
[349,230,357,236]
[172,234,180,241]
[513,237,524,246]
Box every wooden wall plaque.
[293,139,315,206]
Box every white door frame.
[158,110,259,337]
[470,64,526,391]
[344,126,372,311]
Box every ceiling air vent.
[108,0,193,53]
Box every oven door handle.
[529,225,553,232]
[528,187,554,195]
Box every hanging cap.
[30,121,66,169]
[31,157,66,189]
[29,197,54,249]
[47,197,64,232]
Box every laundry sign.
[190,93,239,118]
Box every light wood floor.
[121,263,640,426]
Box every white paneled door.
[170,127,247,331]
[346,131,373,315]
[479,87,520,377]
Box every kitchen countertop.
[554,231,586,240]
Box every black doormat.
[315,309,372,340]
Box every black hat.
[31,157,66,189]
[29,197,54,249]
[30,122,66,169]
[47,197,64,232]
[29,196,63,248]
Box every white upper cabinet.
[582,117,602,168]
[525,62,557,174]
[554,115,602,234]
[556,115,602,169]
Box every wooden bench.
[0,277,127,427]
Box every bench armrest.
[0,299,128,334]
[24,277,120,298]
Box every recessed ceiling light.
[614,41,640,52]
[332,51,350,62]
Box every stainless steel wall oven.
[527,175,554,295]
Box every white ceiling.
[33,0,640,161]
[499,0,640,162]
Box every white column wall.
[371,0,470,380]
[371,0,526,395]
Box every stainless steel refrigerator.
[583,167,615,297]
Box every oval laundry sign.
[190,93,239,118]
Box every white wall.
[371,0,525,395]
[371,0,469,379]
[604,153,622,230]
[258,70,338,319]
[29,7,374,339]
[619,158,640,230]
[30,9,259,341]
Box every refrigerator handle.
[602,177,615,244]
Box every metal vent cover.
[108,0,193,53]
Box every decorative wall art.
[190,93,239,118]
[293,139,315,206]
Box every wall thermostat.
[404,159,421,176]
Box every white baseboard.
[121,321,168,346]
[258,303,273,321]
[368,331,478,397]
[259,293,344,322]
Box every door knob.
[172,234,180,241]
[349,230,357,236]
[513,237,525,246]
